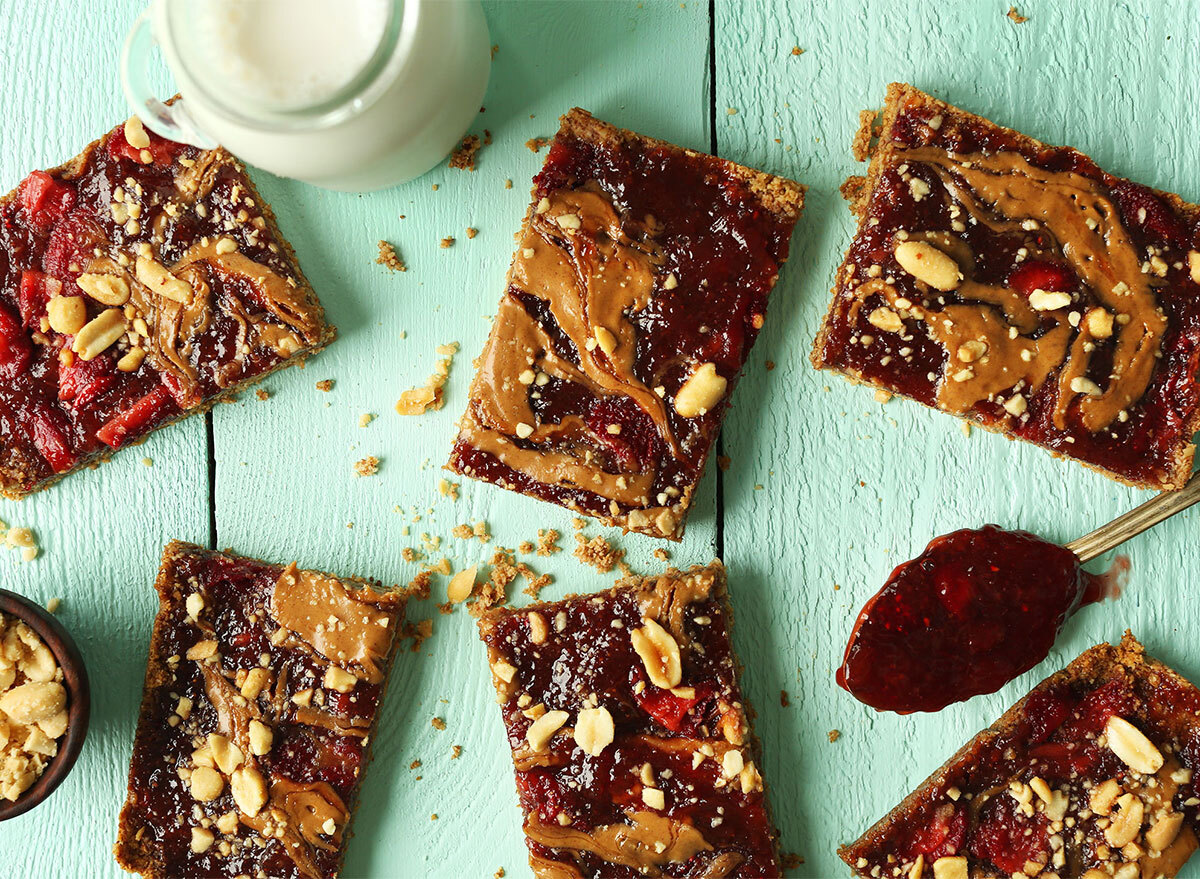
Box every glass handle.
[119,9,218,149]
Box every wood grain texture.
[1,1,1198,878]
[714,1,1200,876]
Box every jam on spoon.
[837,526,1125,713]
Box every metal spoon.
[1066,469,1200,562]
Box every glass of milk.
[120,0,490,191]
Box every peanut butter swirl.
[524,810,716,877]
[459,188,688,529]
[855,147,1167,432]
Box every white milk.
[122,0,490,191]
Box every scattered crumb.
[440,236,455,249]
[874,389,892,404]
[518,541,535,554]
[495,869,505,879]
[780,690,790,708]
[525,136,551,152]
[827,729,840,743]
[1007,5,1028,23]
[141,457,153,467]
[0,521,39,563]
[754,484,764,491]
[717,455,731,472]
[519,562,552,599]
[474,521,491,542]
[961,422,972,438]
[431,814,438,821]
[451,745,462,759]
[653,548,670,562]
[376,239,407,272]
[410,759,421,770]
[438,478,460,500]
[431,717,446,731]
[45,597,61,614]
[359,413,375,428]
[483,130,492,145]
[765,360,776,370]
[465,227,477,239]
[504,179,513,189]
[571,517,586,531]
[490,44,499,59]
[790,46,804,56]
[354,456,380,477]
[574,533,624,574]
[396,342,459,415]
[316,379,334,392]
[726,107,738,115]
[256,389,270,401]
[468,549,520,617]
[431,183,439,191]
[781,852,805,870]
[410,571,433,599]
[400,617,433,652]
[449,134,482,171]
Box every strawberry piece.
[107,126,182,166]
[18,270,63,329]
[59,355,116,410]
[1109,179,1188,248]
[1007,260,1077,298]
[584,395,663,470]
[42,210,104,281]
[28,405,76,473]
[633,680,701,732]
[0,304,32,381]
[967,792,1050,874]
[17,170,75,234]
[904,802,968,861]
[95,384,176,449]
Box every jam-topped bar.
[115,542,405,879]
[841,633,1200,879]
[0,116,333,499]
[477,561,780,877]
[813,83,1200,490]
[448,110,804,539]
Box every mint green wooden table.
[2,1,1198,876]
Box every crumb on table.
[316,379,334,392]
[449,134,482,171]
[376,239,407,272]
[466,227,478,239]
[573,533,624,573]
[431,717,446,731]
[780,689,791,707]
[440,236,455,249]
[256,389,270,401]
[791,46,804,55]
[359,413,375,427]
[396,342,459,415]
[653,548,670,562]
[1007,5,1028,22]
[438,478,460,500]
[525,136,551,152]
[827,729,840,743]
[354,456,379,477]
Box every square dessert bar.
[0,115,333,499]
[115,542,405,879]
[448,109,804,539]
[812,83,1200,490]
[841,633,1200,879]
[477,561,780,877]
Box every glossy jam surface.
[451,123,797,525]
[0,124,316,494]
[120,550,389,879]
[842,641,1200,878]
[838,526,1114,713]
[817,96,1200,485]
[480,569,779,877]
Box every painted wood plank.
[714,1,1200,876]
[209,3,715,877]
[0,0,210,873]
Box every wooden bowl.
[0,589,90,821]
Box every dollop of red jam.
[837,526,1120,713]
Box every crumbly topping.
[0,612,68,801]
[574,533,624,573]
[255,389,270,401]
[431,716,446,731]
[827,729,840,743]
[395,342,459,416]
[376,240,406,272]
[438,479,459,500]
[316,379,334,392]
[439,237,455,249]
[1007,5,1028,23]
[0,520,39,563]
[525,137,551,153]
[466,227,478,240]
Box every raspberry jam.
[838,526,1122,713]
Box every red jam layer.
[838,526,1118,713]
[480,573,779,877]
[0,124,310,493]
[817,95,1200,486]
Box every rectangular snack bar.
[841,633,1200,879]
[448,109,804,539]
[477,561,780,877]
[0,115,333,499]
[812,83,1200,490]
[115,542,405,879]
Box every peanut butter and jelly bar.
[841,633,1200,879]
[448,109,804,539]
[0,116,333,499]
[115,542,404,879]
[813,83,1200,490]
[477,561,780,877]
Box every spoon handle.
[1066,470,1200,563]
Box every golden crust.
[113,541,403,879]
[0,127,335,501]
[811,82,1200,491]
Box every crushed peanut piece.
[376,240,407,272]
